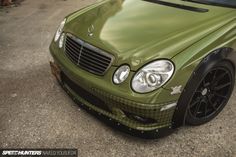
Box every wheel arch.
[172,47,236,128]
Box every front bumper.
[50,60,177,138]
[49,39,180,138]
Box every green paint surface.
[50,0,236,131]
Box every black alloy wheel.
[186,61,235,125]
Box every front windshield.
[184,0,236,8]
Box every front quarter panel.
[164,11,236,127]
[164,13,236,91]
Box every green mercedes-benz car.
[49,0,236,138]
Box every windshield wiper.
[143,0,208,13]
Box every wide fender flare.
[172,47,236,128]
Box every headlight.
[54,18,66,42]
[113,65,130,84]
[132,60,174,93]
[59,33,65,48]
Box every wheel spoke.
[190,98,201,108]
[214,92,227,99]
[211,70,218,83]
[207,95,217,110]
[195,90,202,94]
[212,102,218,110]
[202,78,206,87]
[202,78,210,88]
[207,94,213,105]
[214,72,228,84]
[193,101,202,116]
[214,82,231,91]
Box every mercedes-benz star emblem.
[88,24,94,37]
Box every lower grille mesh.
[61,72,111,112]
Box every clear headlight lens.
[113,65,130,84]
[59,33,65,48]
[132,60,174,93]
[54,18,66,42]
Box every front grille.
[64,34,114,75]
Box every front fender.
[162,17,236,100]
[164,17,236,127]
[172,48,236,128]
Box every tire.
[185,61,235,125]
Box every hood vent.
[143,0,209,13]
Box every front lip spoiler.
[61,82,175,139]
[50,61,175,139]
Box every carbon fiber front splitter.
[62,82,175,139]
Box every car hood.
[64,0,235,69]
